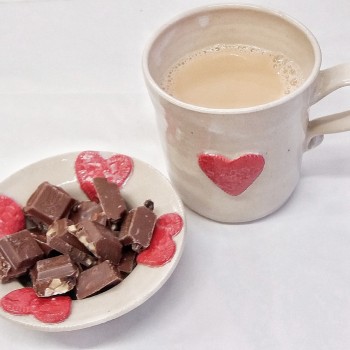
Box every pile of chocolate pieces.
[0,178,156,299]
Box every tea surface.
[162,44,303,108]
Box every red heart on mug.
[75,151,133,201]
[198,153,265,196]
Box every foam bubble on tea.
[161,44,304,108]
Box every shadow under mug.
[143,4,350,223]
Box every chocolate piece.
[143,199,154,211]
[91,212,108,226]
[76,260,122,300]
[0,252,27,283]
[30,255,79,297]
[0,230,44,282]
[118,249,137,274]
[93,177,127,222]
[46,219,96,267]
[68,201,103,224]
[0,253,11,282]
[30,232,55,257]
[74,221,122,265]
[119,206,156,252]
[24,182,76,229]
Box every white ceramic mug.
[143,4,350,223]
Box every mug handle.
[306,63,350,149]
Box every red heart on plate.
[31,295,72,324]
[198,153,265,196]
[1,288,72,323]
[75,151,133,201]
[136,226,176,267]
[137,213,183,267]
[154,213,183,237]
[0,288,38,315]
[0,195,25,237]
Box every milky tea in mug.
[144,5,350,222]
[161,43,304,108]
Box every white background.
[0,0,350,349]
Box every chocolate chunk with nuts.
[46,218,96,267]
[30,255,79,297]
[74,221,122,265]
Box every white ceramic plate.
[0,151,185,331]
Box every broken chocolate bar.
[69,201,103,224]
[73,221,122,265]
[30,231,55,257]
[0,230,44,282]
[46,218,96,267]
[76,260,122,300]
[24,182,76,229]
[119,205,156,252]
[0,252,27,283]
[93,177,127,222]
[30,255,79,297]
[118,249,137,274]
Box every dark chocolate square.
[76,260,122,299]
[0,229,44,282]
[24,181,76,228]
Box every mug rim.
[142,3,322,115]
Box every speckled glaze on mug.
[143,4,350,223]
